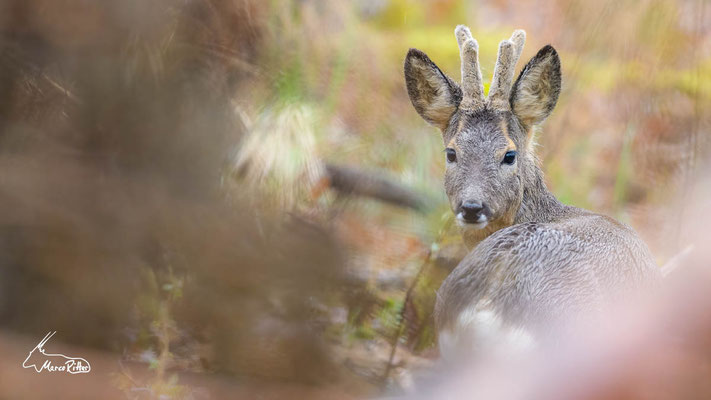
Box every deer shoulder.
[435,210,659,357]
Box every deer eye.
[502,150,517,165]
[445,148,457,163]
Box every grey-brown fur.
[403,26,661,350]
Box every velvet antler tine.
[455,24,473,49]
[455,25,485,110]
[510,29,526,62]
[487,39,515,109]
[487,30,526,110]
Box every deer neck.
[515,166,567,225]
[461,163,567,249]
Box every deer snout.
[458,201,489,224]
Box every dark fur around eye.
[445,148,457,163]
[502,150,517,165]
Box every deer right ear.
[509,45,561,129]
[404,49,461,131]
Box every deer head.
[404,26,561,246]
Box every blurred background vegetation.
[0,0,709,398]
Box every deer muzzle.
[457,201,491,228]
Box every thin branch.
[380,248,431,385]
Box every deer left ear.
[509,45,561,129]
[404,48,462,131]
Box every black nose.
[460,201,485,223]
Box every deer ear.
[510,45,561,128]
[404,49,461,131]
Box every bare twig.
[380,249,431,385]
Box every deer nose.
[460,201,486,223]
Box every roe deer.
[403,26,661,358]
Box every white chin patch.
[455,212,489,229]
